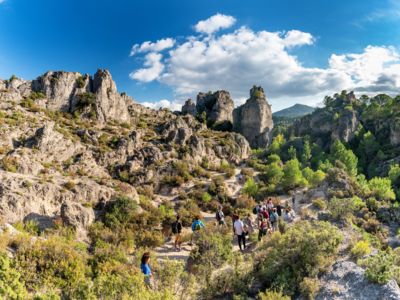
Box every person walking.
[258,217,269,241]
[292,193,296,207]
[141,252,153,287]
[190,215,205,245]
[233,215,246,251]
[171,215,183,251]
[270,208,279,232]
[243,213,254,234]
[216,206,226,226]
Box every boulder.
[60,201,95,230]
[233,86,273,148]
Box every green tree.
[243,177,259,198]
[301,140,312,167]
[265,162,284,185]
[330,140,358,177]
[288,146,297,160]
[282,159,304,190]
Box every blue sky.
[1,0,400,111]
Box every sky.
[1,0,400,111]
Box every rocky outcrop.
[181,99,197,116]
[315,260,400,300]
[196,90,234,129]
[92,69,130,123]
[233,86,273,148]
[30,69,131,122]
[293,92,360,147]
[60,201,95,231]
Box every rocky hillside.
[0,69,251,236]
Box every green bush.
[190,225,233,284]
[15,236,88,292]
[312,198,327,210]
[300,277,320,300]
[0,252,28,299]
[360,249,400,285]
[242,178,259,198]
[351,240,371,258]
[255,221,342,296]
[258,290,290,300]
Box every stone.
[60,201,95,230]
[233,86,274,148]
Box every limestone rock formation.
[196,90,234,130]
[181,99,197,116]
[233,86,274,148]
[30,69,130,123]
[92,69,130,123]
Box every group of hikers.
[170,195,297,252]
[141,194,299,285]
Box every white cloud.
[129,13,400,110]
[129,52,164,82]
[194,13,236,35]
[283,30,314,47]
[141,99,183,111]
[130,38,175,56]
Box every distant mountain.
[273,103,315,119]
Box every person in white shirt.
[233,215,246,251]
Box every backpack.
[270,213,276,223]
[172,221,179,234]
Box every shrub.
[360,249,400,285]
[243,178,259,198]
[328,196,365,221]
[258,290,290,300]
[76,76,85,88]
[15,236,88,292]
[368,177,396,202]
[255,221,342,296]
[351,240,371,258]
[300,277,320,300]
[0,252,28,299]
[190,225,233,284]
[312,198,327,210]
[235,194,256,210]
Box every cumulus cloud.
[141,99,183,111]
[194,13,236,35]
[129,13,400,110]
[129,52,164,82]
[130,38,175,56]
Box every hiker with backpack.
[270,208,279,232]
[216,206,226,226]
[141,252,153,287]
[258,217,270,241]
[171,215,183,251]
[190,215,205,245]
[233,215,246,251]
